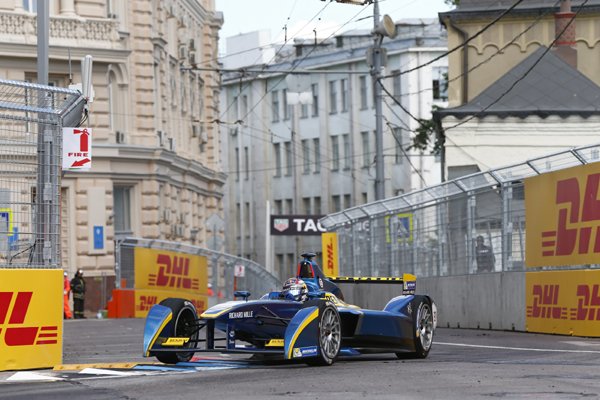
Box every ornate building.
[0,0,225,312]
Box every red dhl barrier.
[106,288,207,318]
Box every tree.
[445,0,460,6]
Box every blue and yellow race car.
[143,253,437,366]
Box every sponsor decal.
[0,292,58,346]
[266,339,284,347]
[149,254,200,290]
[318,278,324,289]
[136,295,158,312]
[162,337,189,346]
[321,232,339,277]
[293,346,318,358]
[228,311,254,319]
[273,218,289,233]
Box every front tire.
[397,297,434,359]
[155,298,198,364]
[306,303,341,366]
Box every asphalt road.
[1,318,600,399]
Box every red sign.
[148,254,200,290]
[0,291,58,346]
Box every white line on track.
[436,342,600,354]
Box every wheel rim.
[417,303,433,351]
[320,307,341,360]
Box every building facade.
[0,0,225,312]
[220,20,448,281]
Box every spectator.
[63,271,72,319]
[71,269,86,319]
[475,235,495,273]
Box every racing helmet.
[282,278,308,302]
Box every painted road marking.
[6,372,65,382]
[437,341,600,354]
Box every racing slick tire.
[155,298,198,364]
[397,296,434,359]
[304,301,341,366]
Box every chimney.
[553,0,577,68]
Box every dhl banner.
[526,270,600,336]
[135,247,207,295]
[0,269,62,371]
[525,162,600,267]
[321,232,339,277]
[134,289,207,319]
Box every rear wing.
[328,273,416,295]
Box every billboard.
[0,269,62,370]
[321,232,339,277]
[526,270,600,336]
[525,162,600,267]
[270,215,326,236]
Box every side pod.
[143,304,173,357]
[284,306,320,360]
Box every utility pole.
[372,0,385,201]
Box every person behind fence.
[475,235,495,272]
[71,269,86,319]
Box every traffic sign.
[234,264,245,278]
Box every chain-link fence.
[0,79,84,268]
[115,237,280,301]
[321,144,600,277]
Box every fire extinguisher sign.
[62,127,92,170]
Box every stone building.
[0,0,225,313]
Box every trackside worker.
[63,271,72,319]
[71,269,86,319]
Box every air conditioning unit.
[168,137,175,151]
[116,131,126,144]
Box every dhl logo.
[189,299,205,314]
[526,284,567,319]
[541,174,600,257]
[570,284,600,321]
[148,254,199,290]
[0,292,58,346]
[136,295,158,312]
[325,239,335,275]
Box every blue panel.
[8,227,18,250]
[93,225,104,250]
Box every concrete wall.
[338,271,525,332]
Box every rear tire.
[305,303,341,366]
[155,298,198,364]
[396,297,434,359]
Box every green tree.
[445,0,460,5]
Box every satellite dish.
[374,15,397,39]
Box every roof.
[436,46,600,119]
[440,0,600,19]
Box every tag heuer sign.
[270,215,326,236]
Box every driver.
[281,277,308,302]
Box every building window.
[392,70,401,102]
[361,131,370,167]
[344,194,351,209]
[272,91,280,122]
[313,138,320,173]
[283,89,290,120]
[301,103,309,118]
[341,79,348,112]
[393,127,403,164]
[285,141,292,176]
[274,199,283,214]
[244,146,249,180]
[273,143,281,177]
[359,75,368,110]
[302,139,310,174]
[23,0,37,12]
[331,136,340,171]
[303,197,311,214]
[332,195,341,212]
[362,192,368,204]
[329,80,337,114]
[432,67,448,101]
[114,186,132,234]
[311,83,319,117]
[285,198,293,214]
[314,196,321,214]
[342,133,351,170]
[235,147,240,181]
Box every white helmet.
[282,278,308,302]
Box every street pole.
[372,0,385,200]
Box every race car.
[143,252,437,366]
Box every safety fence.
[320,143,600,278]
[0,78,84,268]
[115,237,281,301]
